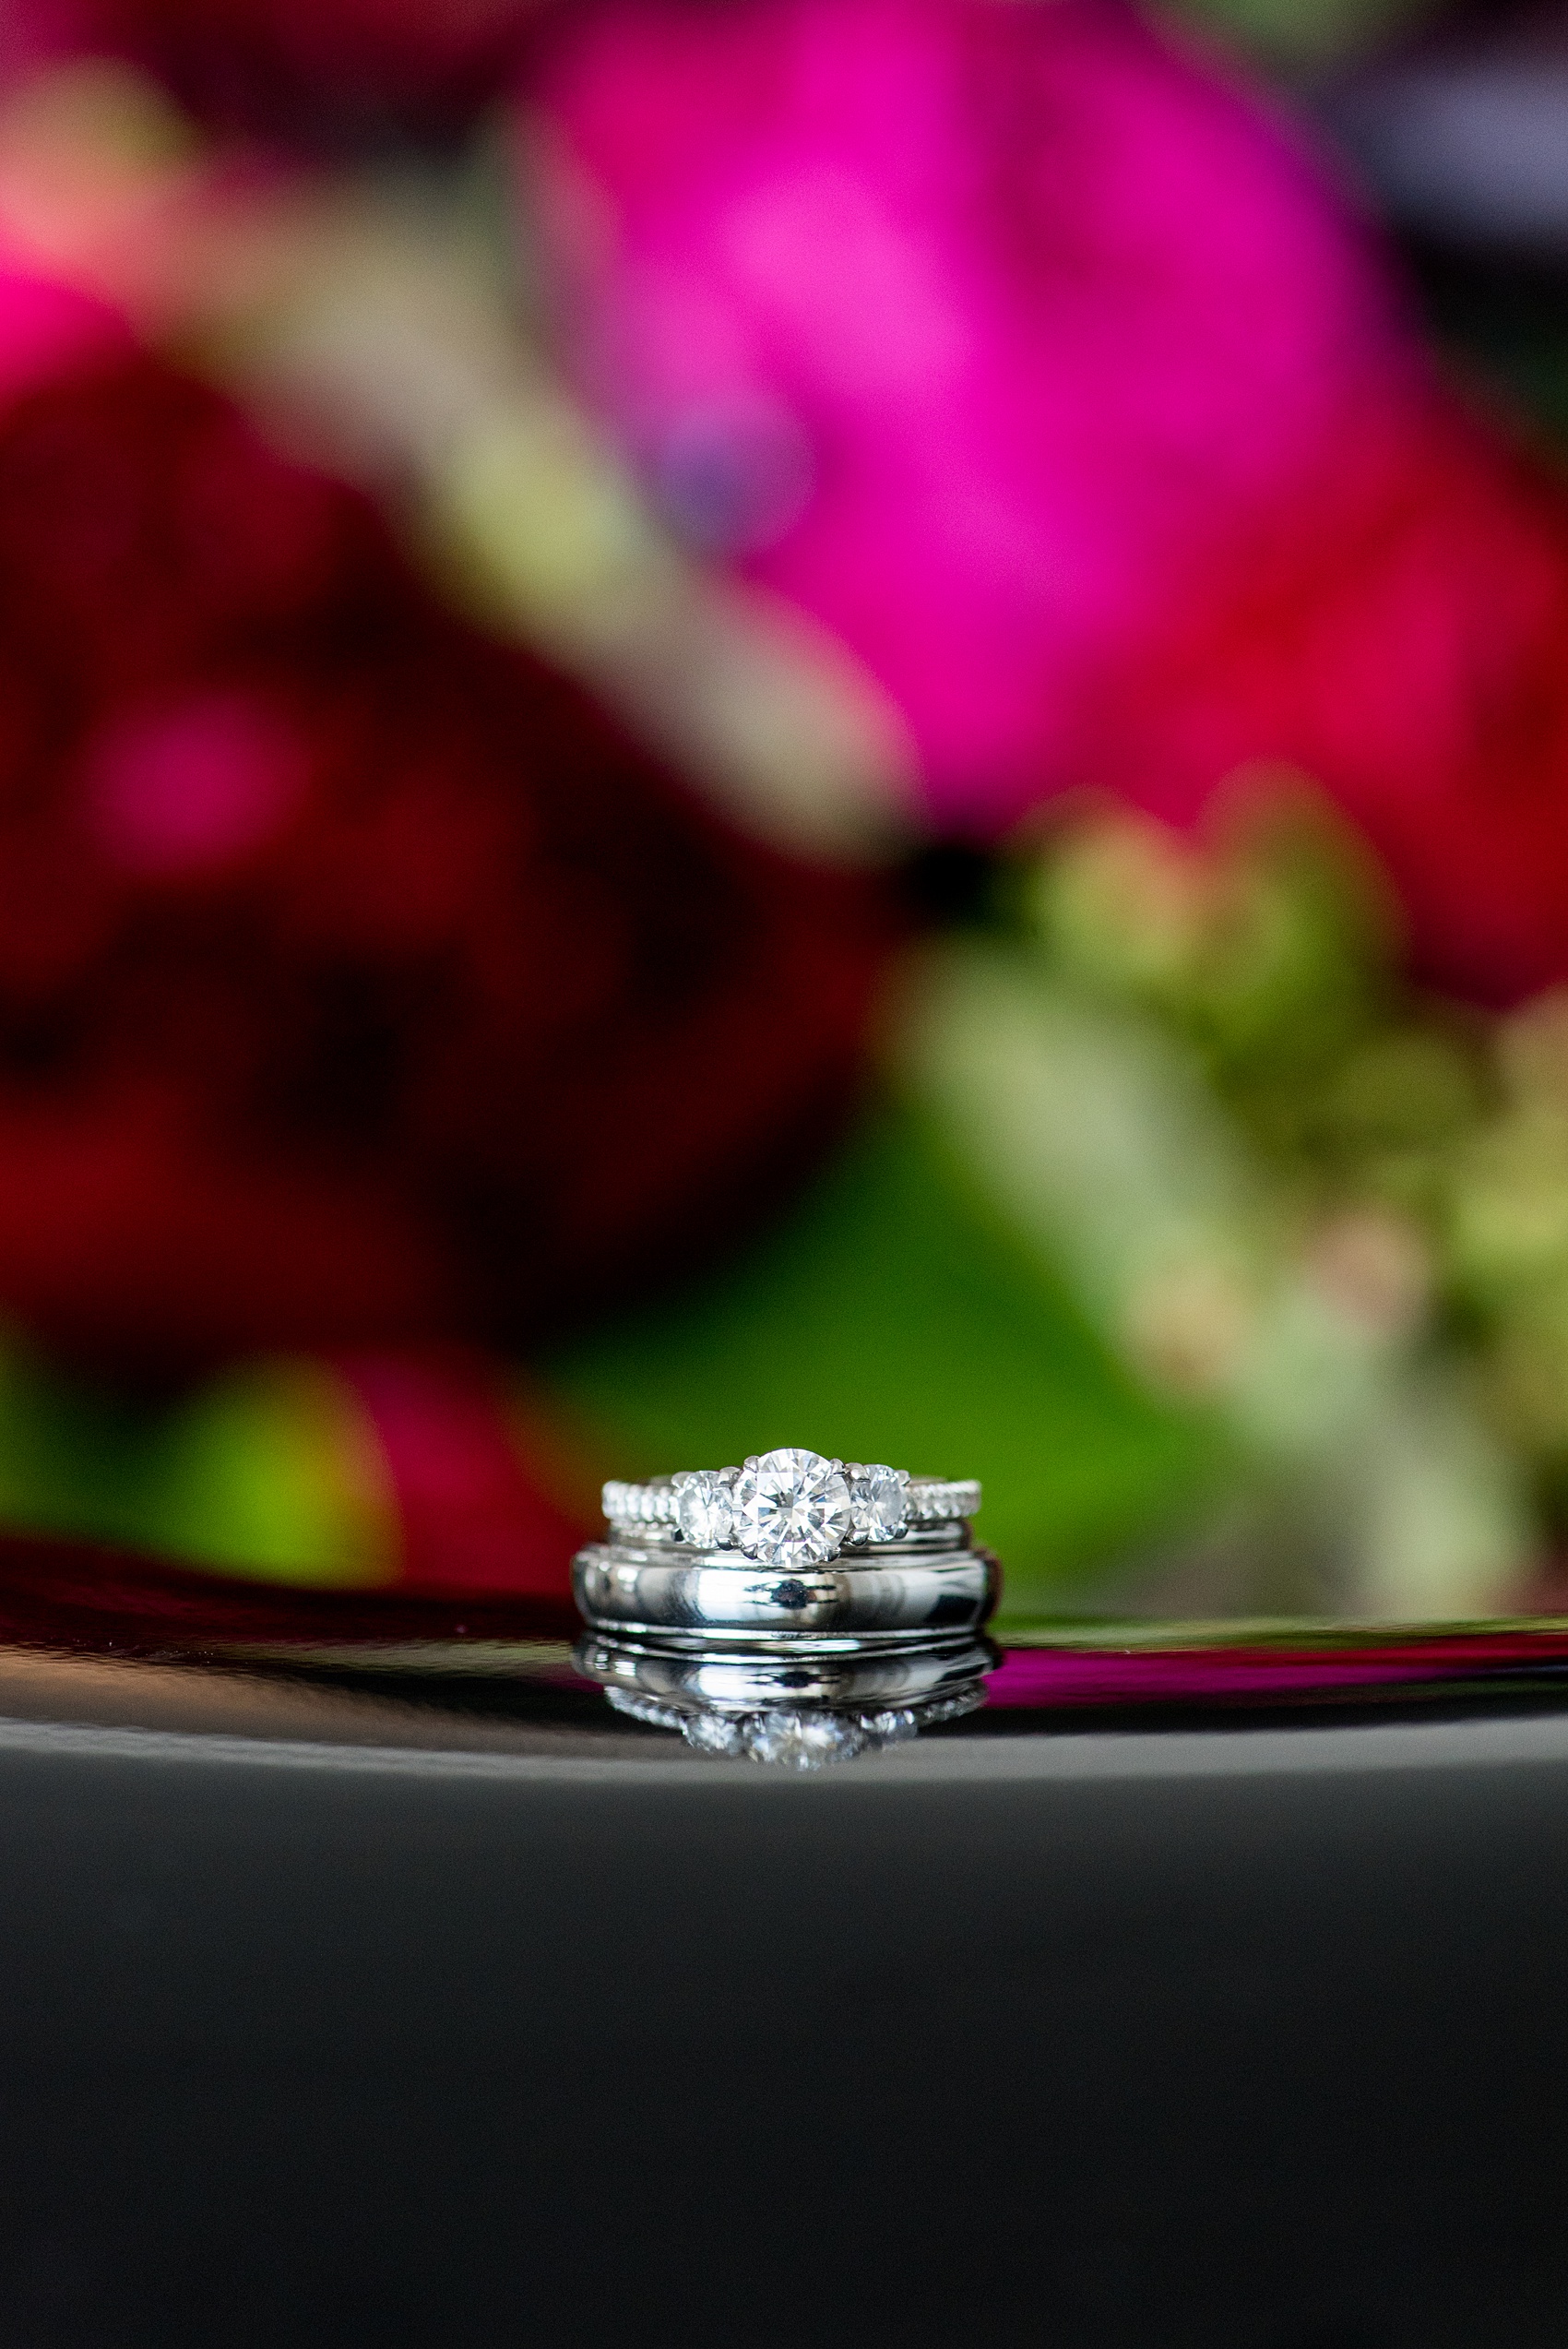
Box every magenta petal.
[0,265,128,408]
[526,0,1411,833]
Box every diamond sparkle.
[682,1711,746,1757]
[674,1470,735,1547]
[731,1448,853,1567]
[849,1462,909,1543]
[743,1711,866,1769]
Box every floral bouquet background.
[0,0,1561,1623]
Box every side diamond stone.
[682,1711,747,1757]
[849,1463,909,1543]
[862,1708,920,1745]
[744,1711,866,1769]
[674,1470,736,1547]
[731,1448,853,1567]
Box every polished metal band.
[574,1540,1000,1639]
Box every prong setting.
[602,1460,979,1560]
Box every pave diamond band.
[602,1449,980,1568]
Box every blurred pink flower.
[526,0,1568,1002]
[527,0,1409,833]
[85,690,313,876]
[333,1348,594,1596]
[1068,390,1568,1007]
[0,258,123,399]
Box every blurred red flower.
[1070,389,1568,1008]
[5,0,535,142]
[0,333,885,1372]
[527,0,1568,1005]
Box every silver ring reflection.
[575,1627,996,1717]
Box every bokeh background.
[0,0,1563,1623]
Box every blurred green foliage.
[1158,0,1442,67]
[1023,789,1488,1208]
[993,791,1568,1602]
[0,1349,391,1583]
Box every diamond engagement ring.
[601,1448,981,1568]
[576,1447,995,1767]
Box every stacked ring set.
[573,1447,998,1767]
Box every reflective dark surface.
[6,1532,1568,1747]
[2,1536,1568,2344]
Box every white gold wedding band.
[573,1543,1000,1638]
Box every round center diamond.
[732,1448,853,1568]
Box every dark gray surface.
[0,1710,1563,2345]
